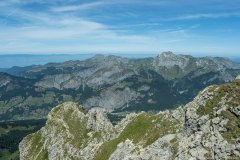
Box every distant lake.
[0,54,239,68]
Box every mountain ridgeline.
[0,52,240,121]
[19,77,240,159]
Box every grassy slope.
[95,112,180,160]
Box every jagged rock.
[19,102,137,160]
[229,106,240,116]
[139,134,175,160]
[236,75,240,80]
[109,139,138,160]
[110,134,175,160]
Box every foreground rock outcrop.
[19,79,240,160]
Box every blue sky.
[0,0,240,56]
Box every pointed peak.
[159,51,176,57]
[236,75,240,80]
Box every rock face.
[236,75,240,80]
[153,51,240,80]
[35,56,133,90]
[154,51,191,69]
[19,79,240,160]
[0,73,11,87]
[83,87,140,110]
[0,73,24,90]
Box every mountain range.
[1,52,240,121]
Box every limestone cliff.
[19,79,240,160]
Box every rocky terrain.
[19,77,240,160]
[1,52,240,121]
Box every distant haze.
[0,54,240,68]
[0,54,157,68]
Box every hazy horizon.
[0,53,240,68]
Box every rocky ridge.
[153,51,240,80]
[19,102,137,160]
[19,78,240,160]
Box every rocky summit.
[19,78,240,160]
